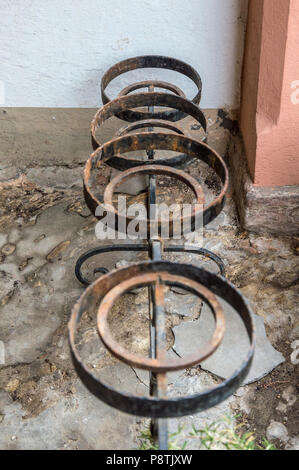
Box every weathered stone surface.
[26,166,83,190]
[290,340,299,365]
[0,108,99,168]
[285,437,299,450]
[229,135,299,235]
[164,289,201,318]
[173,300,285,385]
[167,365,237,450]
[276,386,297,413]
[0,202,87,365]
[289,322,299,341]
[1,244,16,256]
[0,167,20,182]
[0,376,140,450]
[266,421,289,443]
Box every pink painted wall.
[240,0,299,187]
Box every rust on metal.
[100,55,202,121]
[69,260,255,418]
[90,91,207,152]
[118,80,186,98]
[69,56,255,450]
[84,133,228,233]
[102,164,205,236]
[114,119,184,138]
[97,271,225,372]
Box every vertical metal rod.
[147,82,157,396]
[147,84,155,160]
[146,84,168,450]
[149,241,168,450]
[147,84,156,394]
[153,269,168,450]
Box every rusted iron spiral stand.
[69,56,255,450]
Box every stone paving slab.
[0,375,140,450]
[173,300,285,385]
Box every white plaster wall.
[0,0,248,108]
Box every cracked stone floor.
[0,108,298,450]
